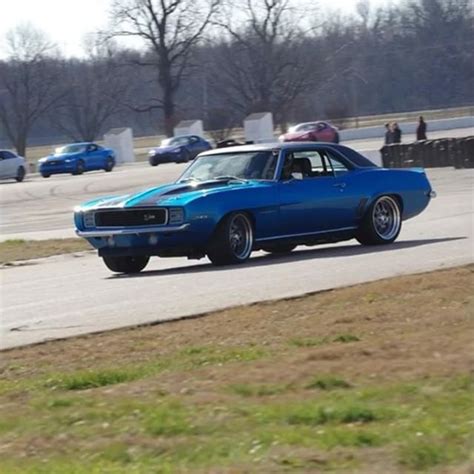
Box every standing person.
[392,122,402,143]
[384,123,394,145]
[416,116,427,140]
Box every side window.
[292,150,330,178]
[325,151,350,176]
[3,151,15,159]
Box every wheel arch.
[365,192,404,217]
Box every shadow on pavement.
[108,237,466,280]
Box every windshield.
[55,144,86,154]
[289,123,317,133]
[161,137,188,147]
[178,151,278,182]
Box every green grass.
[305,375,352,390]
[228,383,290,397]
[0,376,472,472]
[333,333,360,343]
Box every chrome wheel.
[229,213,253,260]
[372,196,401,241]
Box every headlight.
[83,212,95,228]
[148,150,156,155]
[168,208,184,225]
[65,159,72,163]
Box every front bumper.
[39,162,75,174]
[76,224,190,237]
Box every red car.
[279,121,339,143]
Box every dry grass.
[0,238,92,265]
[1,265,473,472]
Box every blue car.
[38,142,115,177]
[75,142,435,274]
[148,135,212,166]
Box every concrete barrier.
[340,116,474,141]
[380,137,474,169]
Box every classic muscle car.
[74,142,435,274]
[38,143,115,177]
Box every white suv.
[0,150,27,182]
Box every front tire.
[180,150,190,163]
[73,160,85,175]
[41,173,50,178]
[207,212,254,266]
[149,157,158,166]
[104,157,114,172]
[15,166,25,182]
[102,255,150,274]
[356,195,402,245]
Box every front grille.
[95,209,167,227]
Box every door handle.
[333,182,346,189]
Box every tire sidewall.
[357,195,402,245]
[208,212,254,265]
[16,166,25,182]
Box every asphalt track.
[1,130,473,349]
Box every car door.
[277,148,361,236]
[0,151,17,178]
[85,144,102,169]
[187,136,204,158]
[315,123,334,142]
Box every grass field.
[0,238,92,265]
[1,265,473,473]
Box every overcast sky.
[0,0,390,58]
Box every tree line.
[0,0,472,156]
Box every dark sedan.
[148,135,212,166]
[280,121,339,143]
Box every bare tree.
[109,0,221,136]
[0,25,64,156]
[51,38,130,141]
[213,0,317,131]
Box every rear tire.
[149,157,158,166]
[15,166,25,182]
[356,195,402,245]
[41,173,50,178]
[102,255,150,274]
[207,212,254,266]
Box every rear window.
[336,145,377,168]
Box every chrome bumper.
[76,223,190,238]
[428,190,437,198]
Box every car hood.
[78,180,270,210]
[45,152,81,160]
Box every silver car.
[0,150,27,182]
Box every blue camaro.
[38,142,115,177]
[148,135,212,166]
[74,142,435,274]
